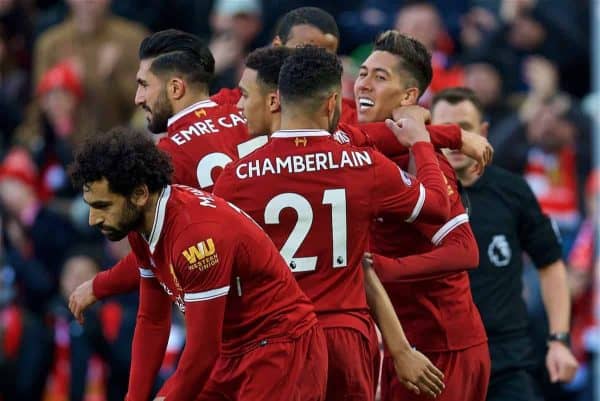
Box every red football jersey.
[214,129,450,336]
[126,185,316,401]
[157,98,267,191]
[370,153,487,352]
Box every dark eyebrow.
[84,199,112,208]
[358,66,391,77]
[137,78,147,86]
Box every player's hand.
[385,117,431,147]
[362,252,373,269]
[392,347,445,398]
[546,341,578,383]
[392,105,431,125]
[68,279,97,325]
[460,129,493,175]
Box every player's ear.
[480,121,490,138]
[268,91,280,113]
[399,87,419,106]
[169,77,185,100]
[272,36,283,47]
[130,184,149,207]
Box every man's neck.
[140,190,163,239]
[280,113,327,132]
[268,113,282,136]
[172,92,211,115]
[456,166,480,187]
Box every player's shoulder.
[485,165,529,190]
[211,87,242,105]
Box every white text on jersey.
[236,150,372,179]
[170,113,246,146]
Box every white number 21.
[264,189,347,272]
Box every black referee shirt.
[462,166,563,373]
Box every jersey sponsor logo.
[332,130,350,144]
[236,150,373,179]
[170,112,246,146]
[182,238,219,271]
[294,137,307,147]
[487,234,512,267]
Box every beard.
[98,200,143,241]
[146,89,174,134]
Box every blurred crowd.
[0,0,596,400]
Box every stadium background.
[0,0,596,400]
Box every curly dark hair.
[279,45,342,110]
[275,7,339,43]
[374,30,432,98]
[69,127,173,196]
[245,46,293,91]
[139,29,214,88]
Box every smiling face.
[237,67,272,136]
[354,50,412,123]
[83,178,144,241]
[134,59,174,133]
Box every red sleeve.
[210,87,242,105]
[125,271,172,401]
[372,222,479,283]
[157,138,187,185]
[212,164,237,201]
[161,222,233,401]
[373,142,450,225]
[342,123,462,158]
[92,251,140,299]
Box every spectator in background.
[462,58,513,140]
[491,56,591,242]
[13,61,91,212]
[30,0,148,135]
[209,0,262,92]
[394,0,464,104]
[461,0,589,97]
[0,147,77,401]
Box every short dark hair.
[69,127,173,197]
[278,45,342,111]
[275,7,339,42]
[431,87,485,119]
[245,46,293,91]
[139,29,215,87]
[374,30,432,97]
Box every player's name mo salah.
[236,150,372,179]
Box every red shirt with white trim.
[370,153,487,352]
[157,98,266,191]
[213,129,450,337]
[126,185,316,401]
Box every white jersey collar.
[167,99,218,127]
[147,185,171,253]
[271,129,330,138]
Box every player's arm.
[69,251,140,324]
[126,268,172,401]
[517,179,577,382]
[373,120,451,224]
[213,164,237,202]
[363,264,444,397]
[159,223,231,401]
[370,222,479,283]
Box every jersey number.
[264,189,347,272]
[196,136,269,188]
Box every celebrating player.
[214,46,449,400]
[69,127,327,401]
[356,31,491,401]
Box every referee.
[430,87,578,401]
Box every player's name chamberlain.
[236,150,372,179]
